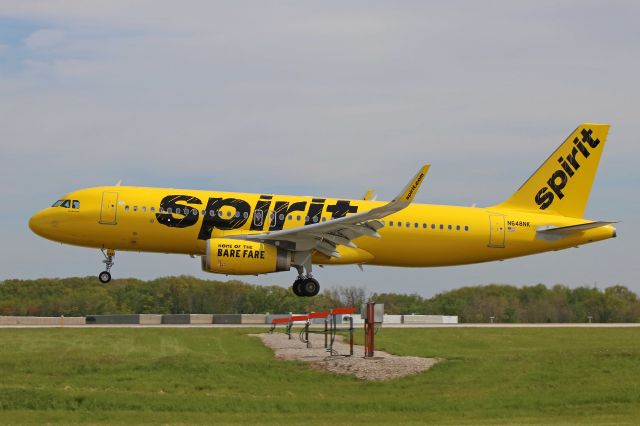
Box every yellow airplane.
[29,123,616,297]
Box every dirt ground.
[250,331,440,381]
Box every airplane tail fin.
[495,123,610,218]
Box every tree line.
[0,276,638,322]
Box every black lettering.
[572,137,590,158]
[250,195,272,231]
[307,198,325,224]
[269,201,307,231]
[197,197,250,240]
[557,157,574,177]
[566,147,581,170]
[547,170,568,199]
[535,187,554,209]
[156,195,202,228]
[581,128,600,148]
[326,200,358,219]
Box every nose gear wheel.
[98,249,115,284]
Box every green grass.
[0,328,639,425]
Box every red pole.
[365,302,375,357]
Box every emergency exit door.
[488,214,505,248]
[100,191,118,225]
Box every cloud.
[24,28,67,49]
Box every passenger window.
[175,208,181,214]
[414,223,418,228]
[448,225,452,230]
[167,207,172,214]
[389,221,393,226]
[431,224,435,229]
[423,223,427,229]
[305,216,310,223]
[465,226,469,231]
[72,200,80,209]
[150,207,155,213]
[439,224,444,230]
[406,222,410,228]
[218,211,223,218]
[288,215,292,220]
[133,206,138,212]
[141,206,146,212]
[125,206,130,212]
[227,211,231,217]
[296,215,301,221]
[193,209,198,216]
[243,212,249,219]
[456,225,460,231]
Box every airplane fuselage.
[29,185,615,268]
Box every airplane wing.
[228,165,430,258]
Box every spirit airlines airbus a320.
[29,124,616,297]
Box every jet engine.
[201,238,291,275]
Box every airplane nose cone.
[29,211,48,237]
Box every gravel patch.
[250,332,441,381]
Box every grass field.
[0,328,639,425]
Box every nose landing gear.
[98,249,115,284]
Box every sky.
[0,1,638,297]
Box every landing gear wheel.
[98,271,111,284]
[99,249,115,284]
[292,279,304,296]
[301,278,320,297]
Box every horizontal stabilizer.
[536,221,617,241]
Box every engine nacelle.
[201,238,291,275]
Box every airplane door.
[100,191,118,225]
[488,214,505,248]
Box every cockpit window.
[52,200,64,207]
[72,200,80,209]
[60,200,71,208]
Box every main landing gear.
[292,275,320,297]
[98,249,115,284]
[292,257,320,297]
